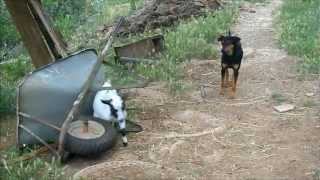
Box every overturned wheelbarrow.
[16,17,143,162]
[16,49,115,159]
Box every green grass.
[271,93,287,104]
[302,99,317,108]
[277,0,320,74]
[66,0,144,52]
[0,147,65,180]
[314,169,320,180]
[0,55,33,114]
[243,0,267,3]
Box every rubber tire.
[65,118,118,156]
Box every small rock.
[306,93,314,97]
[273,104,295,113]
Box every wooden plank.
[4,0,54,68]
[28,0,68,58]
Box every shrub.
[0,55,32,114]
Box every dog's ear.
[217,35,224,42]
[101,99,112,105]
[232,36,241,43]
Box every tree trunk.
[4,0,67,68]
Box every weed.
[54,15,74,40]
[0,55,33,115]
[0,81,15,114]
[0,1,20,48]
[0,55,33,82]
[302,99,317,108]
[314,169,320,180]
[0,147,66,180]
[271,93,287,104]
[243,0,267,3]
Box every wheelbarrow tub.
[17,49,105,146]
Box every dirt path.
[71,1,320,179]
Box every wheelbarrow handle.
[101,17,125,57]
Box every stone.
[306,93,314,97]
[273,104,295,113]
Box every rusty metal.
[114,34,164,64]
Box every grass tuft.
[0,147,65,180]
[0,55,33,114]
[271,93,287,104]
[302,99,317,108]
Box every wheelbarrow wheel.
[65,118,118,156]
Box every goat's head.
[101,98,127,129]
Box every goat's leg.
[119,119,128,146]
[220,67,226,95]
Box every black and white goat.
[93,80,128,146]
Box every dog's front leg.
[230,66,239,99]
[220,67,226,95]
[224,69,230,87]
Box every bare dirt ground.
[71,0,320,179]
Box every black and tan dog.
[218,32,243,98]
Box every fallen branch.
[154,126,228,139]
